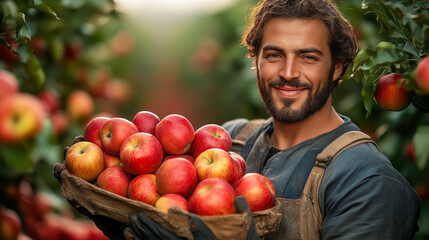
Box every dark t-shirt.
[223,115,421,239]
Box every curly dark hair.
[243,0,358,82]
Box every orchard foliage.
[0,1,132,239]
[352,0,429,115]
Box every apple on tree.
[97,165,131,198]
[132,111,160,135]
[156,157,198,197]
[0,206,21,240]
[374,73,411,111]
[235,173,276,212]
[155,193,189,213]
[120,132,164,175]
[416,56,429,95]
[0,93,46,144]
[128,174,160,205]
[67,90,94,122]
[190,124,232,159]
[194,148,238,185]
[188,178,236,216]
[0,69,19,100]
[65,141,105,181]
[100,117,139,156]
[155,114,195,155]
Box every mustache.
[268,78,312,89]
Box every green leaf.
[402,41,420,57]
[353,49,374,72]
[23,55,46,87]
[32,0,59,20]
[362,67,388,116]
[61,0,86,9]
[0,143,33,171]
[15,13,32,40]
[413,125,429,170]
[362,0,396,29]
[33,119,61,165]
[362,42,409,71]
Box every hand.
[124,196,259,240]
[53,135,126,239]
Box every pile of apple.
[65,111,276,216]
[1,179,108,240]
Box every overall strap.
[314,130,378,168]
[282,124,359,199]
[240,119,272,159]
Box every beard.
[257,68,335,123]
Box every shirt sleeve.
[319,143,421,240]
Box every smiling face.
[256,18,343,123]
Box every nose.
[279,57,300,81]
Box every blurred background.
[0,0,428,239]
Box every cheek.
[258,62,277,83]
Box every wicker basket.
[55,162,282,240]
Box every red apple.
[100,117,139,156]
[103,152,121,168]
[405,141,416,163]
[65,141,105,181]
[0,93,46,144]
[32,213,63,240]
[416,56,429,94]
[155,193,189,213]
[103,80,131,103]
[156,158,198,197]
[229,151,246,174]
[163,154,195,165]
[374,73,411,111]
[235,173,276,212]
[38,89,61,114]
[0,70,19,100]
[132,111,160,135]
[120,133,163,175]
[84,116,110,149]
[190,124,232,158]
[194,148,237,185]
[188,178,236,216]
[32,192,52,219]
[50,111,68,136]
[97,165,131,198]
[67,90,94,121]
[0,207,21,240]
[128,174,160,205]
[230,155,244,186]
[155,114,195,155]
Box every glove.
[123,195,259,240]
[53,135,127,240]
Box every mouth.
[273,86,308,98]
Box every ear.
[332,61,344,81]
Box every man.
[222,0,421,239]
[60,0,421,239]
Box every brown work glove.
[52,135,127,240]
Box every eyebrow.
[262,45,324,56]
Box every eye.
[264,52,282,61]
[302,55,319,63]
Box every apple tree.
[0,1,137,238]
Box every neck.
[271,102,343,150]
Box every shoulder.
[319,142,421,238]
[319,141,421,215]
[221,118,250,139]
